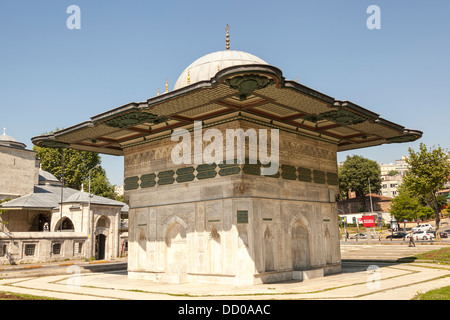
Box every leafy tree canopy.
[390,186,422,222]
[33,145,117,200]
[339,155,381,210]
[402,143,450,240]
[388,170,399,176]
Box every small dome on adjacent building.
[0,128,26,149]
[38,169,62,186]
[174,50,268,90]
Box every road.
[342,224,450,244]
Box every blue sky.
[1,1,449,186]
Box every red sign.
[362,215,376,227]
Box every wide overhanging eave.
[30,63,422,155]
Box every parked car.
[411,223,433,232]
[428,231,448,238]
[386,232,408,239]
[406,230,435,240]
[350,232,376,240]
[350,233,367,239]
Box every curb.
[0,260,127,279]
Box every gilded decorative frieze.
[226,75,274,101]
[319,109,366,125]
[102,111,168,129]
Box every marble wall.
[124,120,341,284]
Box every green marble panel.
[298,167,312,182]
[313,170,326,184]
[237,210,248,224]
[196,170,217,180]
[219,166,241,177]
[158,170,175,185]
[140,173,157,188]
[327,172,339,186]
[242,160,261,176]
[176,173,195,183]
[124,176,140,190]
[196,163,217,172]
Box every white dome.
[174,50,268,90]
[0,129,26,149]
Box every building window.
[0,244,7,257]
[74,241,83,255]
[52,243,62,255]
[24,244,36,256]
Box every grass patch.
[0,291,61,300]
[413,286,450,300]
[414,247,450,263]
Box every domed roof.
[38,169,61,186]
[174,50,268,90]
[0,128,26,149]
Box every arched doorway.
[95,216,110,260]
[96,234,106,260]
[291,219,311,270]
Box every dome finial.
[225,24,230,50]
[187,70,190,85]
[3,128,5,135]
[157,88,160,96]
[165,79,169,93]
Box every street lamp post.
[338,209,347,241]
[59,149,65,232]
[368,178,374,243]
[368,178,374,215]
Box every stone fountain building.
[0,130,128,264]
[32,34,421,284]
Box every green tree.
[33,146,116,200]
[388,170,399,176]
[418,207,434,221]
[402,143,450,241]
[82,168,115,199]
[0,199,11,225]
[390,187,422,222]
[339,155,381,211]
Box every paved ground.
[1,243,449,301]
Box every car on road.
[428,231,448,238]
[411,223,433,232]
[350,232,377,240]
[386,232,408,239]
[406,230,435,240]
[350,233,367,239]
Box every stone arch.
[94,215,111,260]
[161,216,189,238]
[288,213,312,236]
[165,221,187,273]
[94,215,110,236]
[289,214,312,271]
[54,217,74,231]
